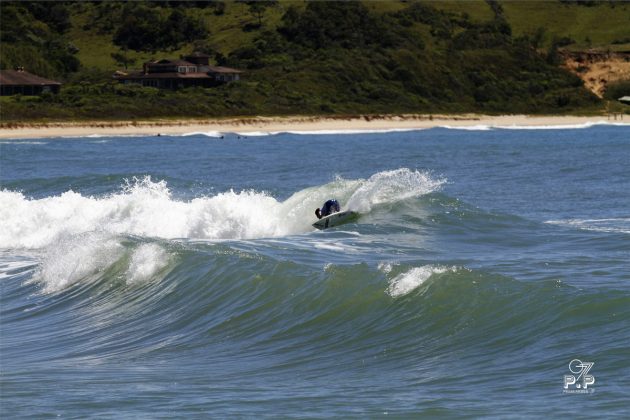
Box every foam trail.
[545,218,630,234]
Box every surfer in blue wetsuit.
[315,199,341,219]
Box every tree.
[247,1,277,27]
[113,4,208,52]
[111,49,136,70]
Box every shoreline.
[0,114,627,139]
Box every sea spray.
[126,243,171,285]
[0,169,444,248]
[346,168,446,213]
[33,232,124,293]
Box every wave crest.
[1,169,444,249]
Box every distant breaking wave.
[179,121,629,137]
[2,121,627,141]
[439,121,630,131]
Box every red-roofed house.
[114,53,242,89]
[0,68,62,96]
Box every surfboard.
[312,211,360,230]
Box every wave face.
[1,127,629,417]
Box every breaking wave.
[0,168,445,249]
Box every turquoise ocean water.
[1,124,629,417]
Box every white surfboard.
[312,211,360,230]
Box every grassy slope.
[68,1,630,72]
[70,1,298,71]
[426,0,494,22]
[502,1,630,49]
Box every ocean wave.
[176,128,424,137]
[180,131,223,138]
[441,120,630,131]
[494,120,630,130]
[439,124,492,131]
[5,120,626,142]
[0,168,444,249]
[0,140,47,145]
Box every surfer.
[315,199,341,219]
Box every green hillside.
[1,0,628,122]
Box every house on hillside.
[114,53,242,89]
[0,68,62,96]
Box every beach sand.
[0,114,625,139]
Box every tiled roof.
[0,70,62,86]
[116,72,214,80]
[207,66,243,74]
[150,60,196,67]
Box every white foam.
[545,217,630,234]
[378,262,394,274]
[0,169,444,250]
[54,134,147,140]
[126,243,171,285]
[279,128,422,136]
[440,121,630,131]
[180,131,223,138]
[34,232,125,293]
[0,141,46,145]
[495,121,630,130]
[386,265,454,297]
[313,242,357,252]
[184,128,426,138]
[234,131,272,137]
[439,124,492,131]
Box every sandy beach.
[0,114,626,139]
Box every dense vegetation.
[1,0,628,122]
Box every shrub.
[604,80,630,100]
